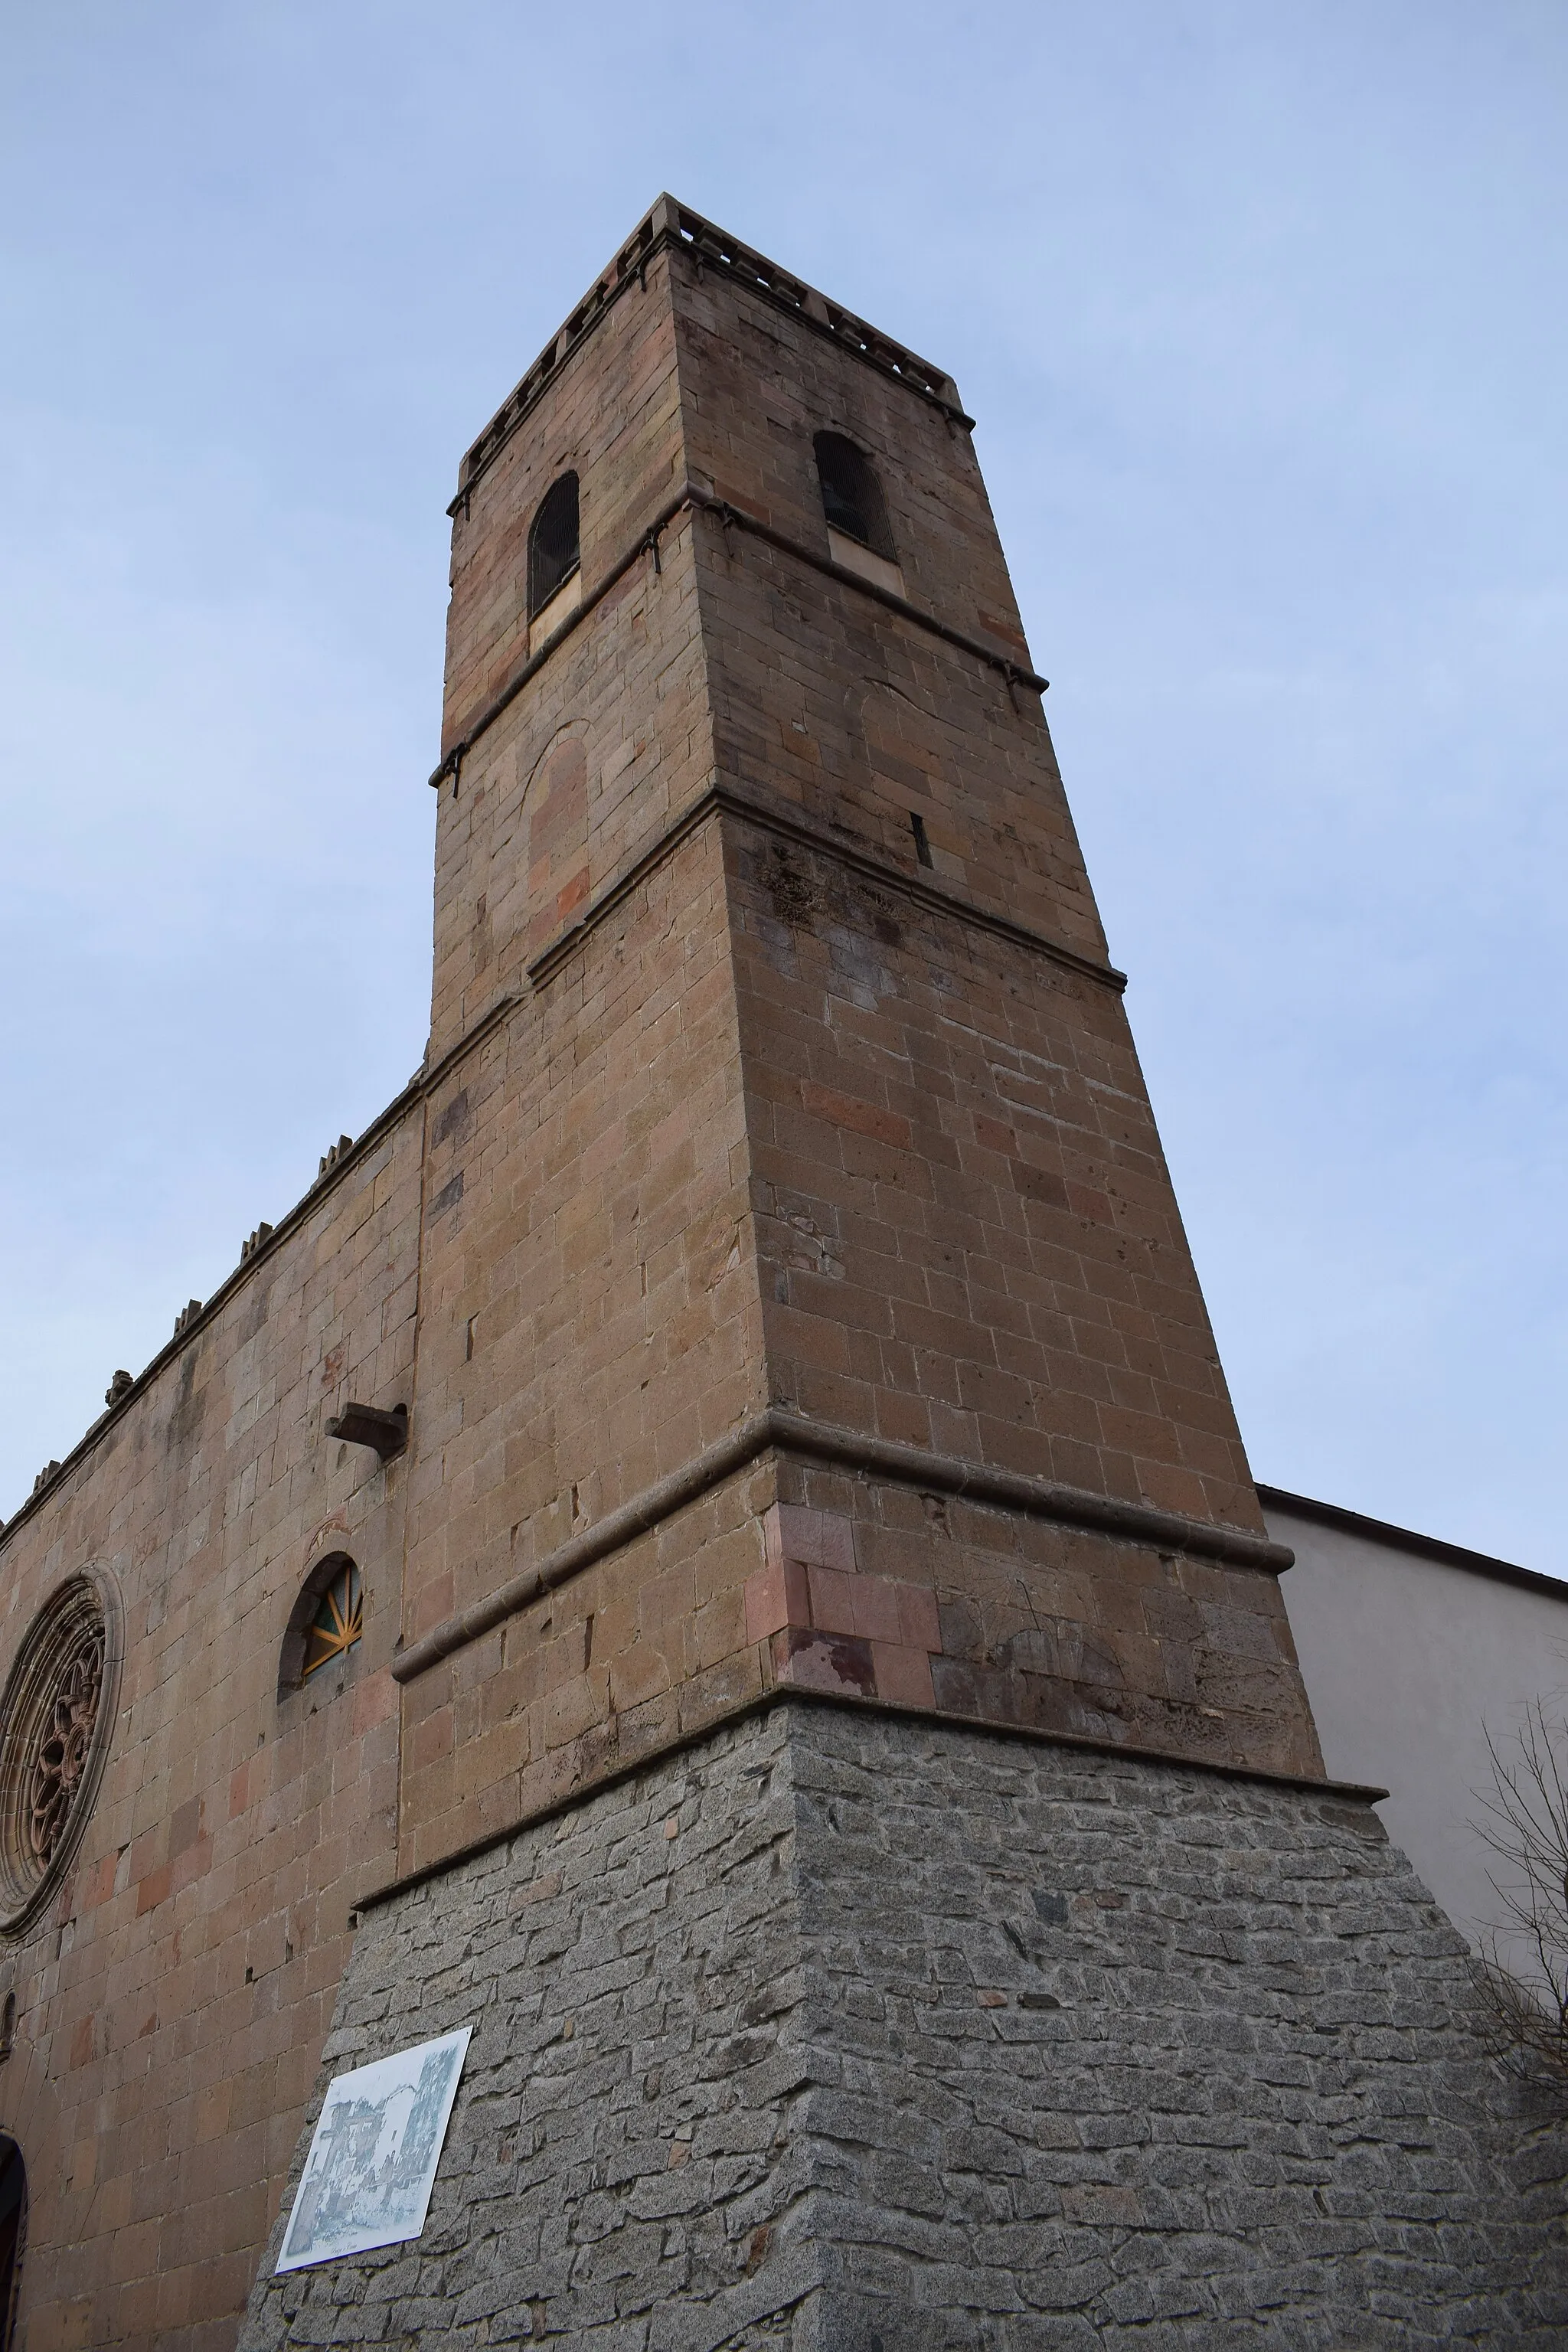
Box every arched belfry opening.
[0,2136,26,2350]
[812,431,897,561]
[528,470,581,624]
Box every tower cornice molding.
[390,1405,1292,1689]
[522,781,1126,997]
[430,482,1047,793]
[450,195,971,518]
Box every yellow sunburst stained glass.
[302,1562,362,1681]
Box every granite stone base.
[240,1698,1568,2350]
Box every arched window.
[528,472,580,619]
[0,1570,121,1938]
[278,1553,364,1699]
[303,1560,361,1680]
[0,2136,26,2351]
[813,433,896,561]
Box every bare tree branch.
[1471,1701,1568,2109]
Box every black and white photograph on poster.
[276,2027,472,2272]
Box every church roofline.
[1259,1483,1563,1602]
[449,193,971,518]
[0,994,516,1553]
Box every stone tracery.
[24,1621,105,1869]
[0,1575,116,1931]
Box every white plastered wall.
[1272,1498,1568,1979]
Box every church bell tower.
[394,194,1321,1881]
[242,201,1551,2352]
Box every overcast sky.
[2,2,1563,1569]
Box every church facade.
[0,198,1561,2350]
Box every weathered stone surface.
[242,1701,1568,2350]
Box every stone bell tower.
[394,191,1320,1875]
[243,201,1559,2349]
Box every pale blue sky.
[2,2,1563,1566]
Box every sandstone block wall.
[725,817,1260,1532]
[432,241,703,1063]
[676,257,1104,963]
[753,1482,1316,1783]
[242,1699,1568,2351]
[0,1116,423,2349]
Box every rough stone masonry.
[241,1701,1566,2350]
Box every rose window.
[0,1575,118,1933]
[25,1622,105,1868]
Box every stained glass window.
[302,1561,362,1681]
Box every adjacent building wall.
[1268,1487,1568,1970]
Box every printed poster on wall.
[276,2025,472,2271]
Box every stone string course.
[240,1701,1568,2350]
